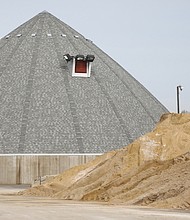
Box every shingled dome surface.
[0,11,168,154]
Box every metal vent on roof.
[74,35,79,39]
[61,33,66,37]
[5,35,10,39]
[47,33,52,37]
[31,33,37,37]
[86,39,93,43]
[17,34,22,37]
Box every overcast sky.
[0,0,190,112]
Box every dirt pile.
[20,113,190,209]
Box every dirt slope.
[20,113,190,209]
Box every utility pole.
[176,85,183,113]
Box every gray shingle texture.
[0,11,168,154]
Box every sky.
[0,0,190,112]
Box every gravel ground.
[0,185,190,220]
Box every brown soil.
[20,113,190,210]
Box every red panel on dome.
[75,60,87,73]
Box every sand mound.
[20,113,190,209]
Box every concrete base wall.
[0,155,99,184]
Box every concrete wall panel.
[0,155,98,184]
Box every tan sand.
[20,113,190,210]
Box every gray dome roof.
[0,11,168,154]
